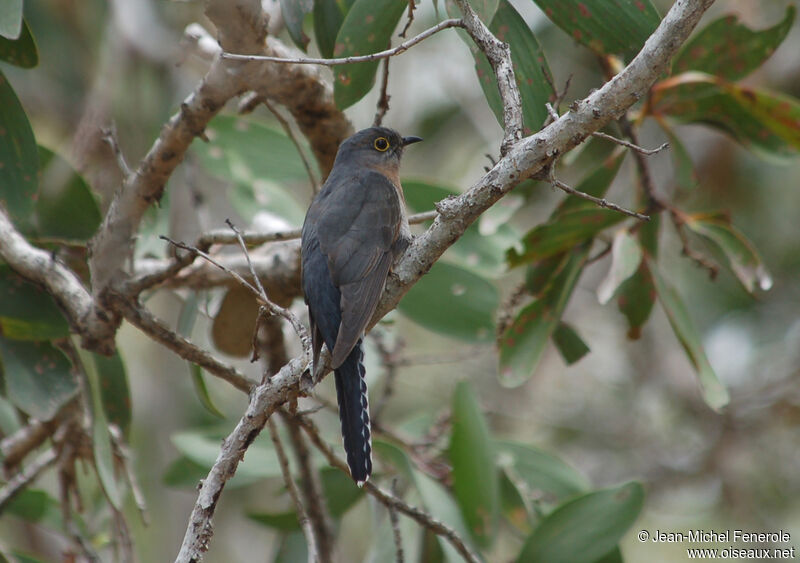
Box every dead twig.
[373,55,392,127]
[263,99,319,193]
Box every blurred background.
[2,0,800,561]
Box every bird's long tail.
[333,340,372,485]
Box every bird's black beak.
[402,136,423,146]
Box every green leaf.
[507,208,625,267]
[657,120,698,191]
[0,70,38,228]
[163,456,209,488]
[673,6,795,82]
[447,0,500,23]
[275,531,308,563]
[398,261,498,342]
[616,216,659,339]
[332,0,407,109]
[517,482,644,563]
[0,265,70,341]
[651,73,800,158]
[0,19,38,68]
[556,150,627,215]
[36,146,101,243]
[94,351,132,437]
[374,440,475,563]
[0,0,22,40]
[0,337,78,421]
[474,0,552,134]
[4,489,59,523]
[532,0,660,59]
[597,229,643,304]
[685,213,772,294]
[495,440,589,500]
[280,0,313,51]
[449,381,499,545]
[403,180,516,277]
[0,394,21,434]
[649,260,729,410]
[248,467,364,530]
[193,115,311,225]
[552,322,590,365]
[77,345,123,509]
[499,245,588,387]
[171,427,283,486]
[313,0,347,59]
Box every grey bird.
[301,126,422,484]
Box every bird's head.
[334,126,423,172]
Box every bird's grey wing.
[316,170,402,366]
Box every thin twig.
[237,91,265,114]
[672,211,719,279]
[371,330,404,424]
[297,416,480,563]
[591,131,669,155]
[101,124,131,178]
[107,292,256,394]
[389,478,404,563]
[399,0,417,38]
[0,448,58,511]
[222,19,464,64]
[549,171,650,221]
[373,55,392,127]
[263,99,319,192]
[268,419,319,563]
[109,425,149,526]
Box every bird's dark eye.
[373,137,390,152]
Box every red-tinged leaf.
[333,0,407,109]
[280,0,313,51]
[516,482,644,563]
[0,70,38,228]
[507,207,625,267]
[0,18,38,68]
[94,351,132,437]
[552,322,590,365]
[616,215,659,339]
[651,73,800,158]
[648,259,729,411]
[685,213,772,294]
[597,229,642,304]
[474,0,552,134]
[499,246,588,387]
[656,120,699,191]
[673,6,795,82]
[532,0,660,59]
[450,381,499,545]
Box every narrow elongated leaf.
[450,381,499,545]
[474,0,552,134]
[36,146,101,242]
[4,489,59,523]
[597,229,643,304]
[517,482,644,563]
[398,261,497,342]
[313,0,346,59]
[495,440,589,500]
[533,0,660,59]
[616,215,659,339]
[280,0,313,51]
[499,245,589,387]
[657,120,698,191]
[685,213,772,294]
[77,346,123,509]
[0,337,78,421]
[673,6,795,81]
[446,0,500,23]
[332,0,407,109]
[0,0,22,39]
[0,19,38,68]
[0,265,69,341]
[94,351,132,437]
[649,260,729,410]
[651,73,800,157]
[552,322,590,365]
[0,70,38,227]
[507,208,625,266]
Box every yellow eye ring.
[374,137,390,152]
